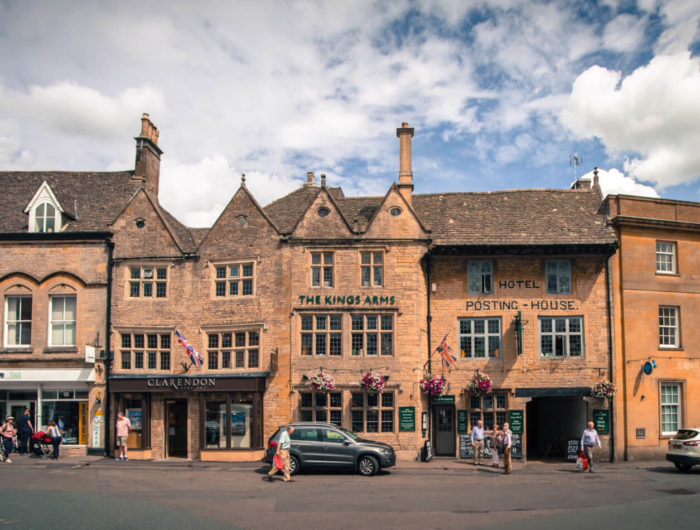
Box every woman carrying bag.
[47,420,62,459]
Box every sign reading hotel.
[298,295,396,306]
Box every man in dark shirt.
[18,409,33,456]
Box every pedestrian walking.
[471,419,485,465]
[581,421,601,473]
[0,416,17,463]
[115,411,132,461]
[266,426,295,482]
[502,422,513,474]
[47,420,62,459]
[490,424,503,468]
[18,408,33,456]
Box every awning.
[0,368,95,384]
[515,387,591,398]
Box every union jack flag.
[175,329,204,367]
[437,333,457,369]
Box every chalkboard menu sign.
[508,410,524,434]
[567,439,580,461]
[457,410,469,433]
[459,435,473,459]
[399,407,416,431]
[460,435,509,459]
[422,440,433,462]
[593,409,610,435]
[511,433,523,459]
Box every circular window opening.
[237,216,248,226]
[318,207,331,218]
[389,206,402,217]
[135,218,146,228]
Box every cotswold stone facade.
[2,115,629,462]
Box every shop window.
[49,295,76,346]
[214,262,255,297]
[300,314,342,355]
[660,382,682,435]
[468,260,493,294]
[203,393,261,449]
[539,316,584,357]
[40,389,89,445]
[311,252,334,287]
[545,260,572,294]
[120,332,171,371]
[361,251,384,287]
[5,295,32,347]
[351,314,393,356]
[116,394,148,449]
[469,394,508,431]
[299,392,342,424]
[659,306,680,348]
[208,331,260,369]
[351,391,394,433]
[129,266,168,298]
[656,241,677,274]
[459,318,502,358]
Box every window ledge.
[655,272,680,277]
[44,347,79,354]
[0,347,33,354]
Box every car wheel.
[289,455,300,476]
[358,455,379,476]
[674,462,692,472]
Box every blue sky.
[1,0,699,226]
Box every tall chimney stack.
[134,113,163,199]
[396,122,414,205]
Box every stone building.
[607,195,700,461]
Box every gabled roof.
[264,185,344,235]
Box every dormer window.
[35,203,57,232]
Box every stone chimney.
[134,113,163,198]
[304,171,316,187]
[396,122,414,205]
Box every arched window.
[34,202,56,232]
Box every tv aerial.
[570,153,583,181]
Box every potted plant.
[308,370,336,392]
[591,380,617,399]
[420,374,446,396]
[361,371,387,393]
[467,370,493,396]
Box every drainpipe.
[605,255,615,463]
[104,239,115,457]
[426,250,433,443]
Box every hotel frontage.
[2,115,696,462]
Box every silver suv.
[263,422,396,476]
[666,427,700,472]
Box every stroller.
[30,431,54,459]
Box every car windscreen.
[675,429,699,440]
[340,427,361,441]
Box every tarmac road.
[0,456,698,529]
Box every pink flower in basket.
[467,371,493,396]
[361,371,386,393]
[309,370,335,392]
[420,374,446,396]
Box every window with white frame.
[468,261,493,294]
[300,391,342,424]
[34,202,58,232]
[656,241,677,274]
[659,306,680,348]
[351,314,393,355]
[120,333,171,371]
[5,296,32,346]
[351,391,394,433]
[459,318,502,358]
[50,295,76,346]
[545,260,572,294]
[660,383,682,435]
[311,252,334,287]
[301,314,342,356]
[361,251,384,287]
[539,316,584,357]
[129,266,168,298]
[215,263,254,297]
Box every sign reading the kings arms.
[298,295,396,306]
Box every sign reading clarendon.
[298,294,396,306]
[147,377,217,390]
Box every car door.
[290,427,324,464]
[321,427,355,467]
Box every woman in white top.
[47,420,62,460]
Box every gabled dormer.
[24,181,64,233]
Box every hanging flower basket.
[467,370,493,396]
[361,371,386,393]
[420,374,446,396]
[308,370,335,392]
[591,380,617,399]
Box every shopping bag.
[577,450,588,471]
[274,454,284,470]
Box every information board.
[593,409,610,435]
[399,407,416,431]
[422,440,433,462]
[457,410,469,433]
[567,439,580,461]
[459,435,473,459]
[509,410,524,434]
[511,433,523,459]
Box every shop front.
[109,373,268,461]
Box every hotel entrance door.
[166,399,187,458]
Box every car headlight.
[379,446,393,454]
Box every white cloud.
[603,14,648,53]
[561,52,700,188]
[583,167,659,198]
